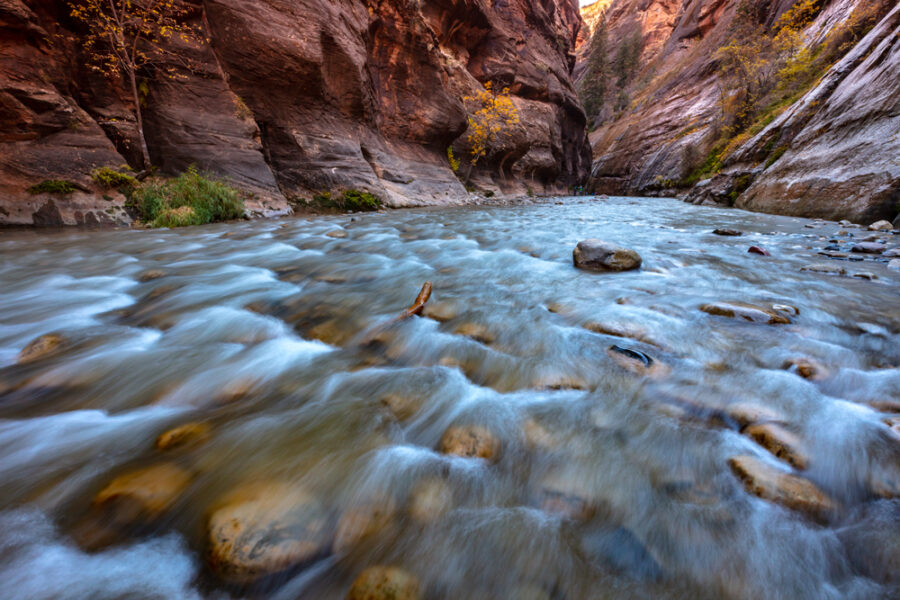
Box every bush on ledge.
[128,166,244,228]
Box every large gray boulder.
[573,240,642,272]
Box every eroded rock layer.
[0,0,589,225]
[580,0,900,223]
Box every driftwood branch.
[361,282,433,346]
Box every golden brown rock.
[728,455,835,521]
[700,302,790,325]
[347,566,419,600]
[155,422,212,450]
[208,482,330,582]
[743,423,809,469]
[422,301,458,323]
[380,393,425,421]
[725,402,786,428]
[94,463,191,523]
[453,322,495,344]
[783,357,828,381]
[138,269,167,282]
[17,334,65,364]
[439,425,499,460]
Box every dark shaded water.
[0,196,898,599]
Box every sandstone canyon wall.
[0,0,590,226]
[579,0,900,224]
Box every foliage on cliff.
[463,83,521,167]
[682,0,893,185]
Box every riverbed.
[0,196,898,599]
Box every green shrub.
[91,166,137,190]
[28,180,76,194]
[728,174,753,204]
[311,189,382,212]
[128,166,244,227]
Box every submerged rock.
[17,333,65,364]
[93,463,191,524]
[408,477,453,523]
[743,423,809,469]
[782,357,828,381]
[699,302,790,324]
[155,422,211,450]
[207,482,330,582]
[573,240,642,272]
[728,455,835,521]
[422,301,458,322]
[347,566,420,600]
[334,499,396,554]
[453,322,495,344]
[801,263,847,275]
[379,392,425,421]
[439,425,500,460]
[326,229,348,238]
[137,269,167,282]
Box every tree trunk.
[126,66,152,171]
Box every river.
[0,196,898,599]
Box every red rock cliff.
[0,0,590,225]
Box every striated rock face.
[726,3,900,223]
[580,0,900,223]
[0,0,589,225]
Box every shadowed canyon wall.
[0,0,590,225]
[579,0,900,223]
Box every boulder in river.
[851,242,885,254]
[883,248,900,258]
[747,246,770,256]
[347,566,420,600]
[712,228,742,236]
[573,240,642,272]
[743,423,809,469]
[207,481,331,582]
[17,333,65,364]
[699,302,790,324]
[94,463,191,524]
[800,263,846,275]
[728,455,835,521]
[439,425,500,460]
[867,220,894,231]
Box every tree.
[579,13,609,119]
[613,27,643,89]
[69,0,204,170]
[460,82,521,182]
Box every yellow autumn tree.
[460,82,520,182]
[69,0,204,170]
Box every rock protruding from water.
[743,423,809,469]
[700,302,791,324]
[207,482,330,582]
[17,333,65,364]
[347,566,420,600]
[868,220,894,231]
[439,425,500,460]
[155,422,211,450]
[93,463,191,524]
[573,240,642,272]
[728,455,835,521]
[712,228,742,236]
[851,242,885,254]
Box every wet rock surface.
[728,456,835,521]
[573,240,642,272]
[699,302,791,325]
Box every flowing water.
[0,196,898,600]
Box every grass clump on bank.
[128,166,244,228]
[91,166,138,191]
[28,180,77,195]
[312,189,382,212]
